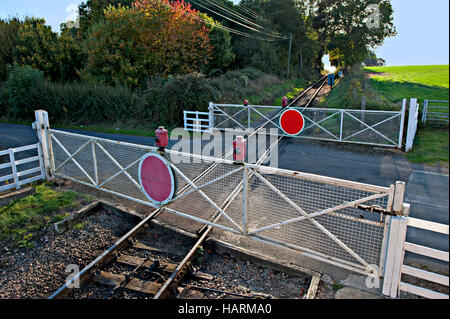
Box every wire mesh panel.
[49,128,396,275]
[244,165,393,274]
[49,129,244,233]
[212,104,403,148]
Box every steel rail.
[302,77,328,110]
[287,75,328,107]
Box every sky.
[1,0,449,67]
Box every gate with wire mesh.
[209,103,406,148]
[34,109,409,278]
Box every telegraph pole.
[287,33,293,78]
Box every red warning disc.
[279,109,305,136]
[138,153,175,205]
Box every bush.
[38,81,143,125]
[5,64,141,124]
[144,74,220,126]
[6,64,44,120]
[4,64,304,128]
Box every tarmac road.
[1,122,448,272]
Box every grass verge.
[0,183,92,248]
[405,127,449,165]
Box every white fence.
[0,143,45,192]
[183,110,211,133]
[208,103,406,148]
[422,100,449,126]
[383,214,449,299]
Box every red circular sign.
[279,109,305,135]
[138,153,175,205]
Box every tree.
[197,13,235,73]
[363,49,385,66]
[321,0,396,72]
[0,18,22,81]
[78,0,134,38]
[12,18,83,82]
[13,18,60,81]
[82,1,213,88]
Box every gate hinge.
[355,204,399,216]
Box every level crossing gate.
[206,103,406,148]
[31,109,450,299]
[32,110,411,281]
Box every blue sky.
[1,0,448,67]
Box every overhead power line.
[199,0,283,38]
[189,0,289,40]
[156,0,285,42]
[194,13,283,41]
[234,1,273,25]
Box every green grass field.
[365,65,449,166]
[364,65,449,105]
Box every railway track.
[48,75,328,300]
[287,74,329,108]
[47,100,285,300]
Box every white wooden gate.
[0,143,45,192]
[422,100,449,126]
[382,213,449,299]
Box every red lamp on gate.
[282,96,288,108]
[155,126,168,152]
[233,136,246,164]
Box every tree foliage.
[12,18,83,82]
[0,18,22,81]
[82,1,213,88]
[78,0,134,38]
[312,0,396,71]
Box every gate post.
[398,98,407,149]
[382,181,410,298]
[208,102,214,134]
[422,100,429,124]
[33,110,53,180]
[381,214,408,298]
[242,165,249,236]
[405,98,418,152]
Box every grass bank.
[366,65,449,166]
[364,65,449,105]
